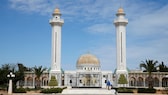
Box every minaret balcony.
[114,19,128,23]
[114,19,128,26]
[49,19,64,26]
[49,19,64,23]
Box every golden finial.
[117,7,124,14]
[54,8,61,14]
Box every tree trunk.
[148,75,153,89]
[36,79,41,89]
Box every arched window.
[42,77,48,86]
[70,80,72,83]
[129,77,136,86]
[137,77,144,86]
[27,77,33,86]
[145,77,149,87]
[153,77,159,87]
[162,78,168,87]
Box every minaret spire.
[49,7,64,86]
[114,7,128,87]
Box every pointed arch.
[129,77,136,86]
[145,77,149,87]
[27,77,33,86]
[162,77,168,87]
[153,77,159,87]
[42,77,48,86]
[137,77,144,86]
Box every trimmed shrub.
[14,88,26,93]
[112,87,118,91]
[48,76,58,86]
[138,88,156,93]
[41,88,63,93]
[117,87,133,93]
[118,74,128,85]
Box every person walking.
[106,80,111,90]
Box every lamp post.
[7,72,15,95]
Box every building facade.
[129,70,168,87]
[19,8,168,89]
[64,53,113,88]
[21,71,168,88]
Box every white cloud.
[9,0,53,15]
[8,0,117,22]
[128,4,168,37]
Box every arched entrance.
[42,77,48,86]
[153,77,159,87]
[129,77,136,86]
[137,77,144,86]
[85,74,91,86]
[27,77,33,86]
[145,76,153,87]
[83,74,99,87]
[162,77,168,87]
[77,73,101,88]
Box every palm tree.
[159,62,168,72]
[33,66,46,89]
[140,59,158,88]
[14,63,28,87]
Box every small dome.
[54,8,61,14]
[117,7,124,14]
[77,53,100,65]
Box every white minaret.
[49,8,64,86]
[114,7,128,86]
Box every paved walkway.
[62,88,116,94]
[0,88,167,95]
[10,93,167,95]
[1,92,168,95]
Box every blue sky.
[0,0,168,71]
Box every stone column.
[143,79,145,87]
[33,77,35,88]
[8,79,12,94]
[24,77,27,87]
[159,78,162,87]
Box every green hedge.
[14,88,26,93]
[117,87,133,93]
[41,88,63,93]
[138,88,156,93]
[0,84,7,90]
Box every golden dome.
[54,8,60,14]
[77,53,100,65]
[117,7,124,14]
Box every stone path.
[11,93,167,95]
[62,88,116,95]
[1,88,167,95]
